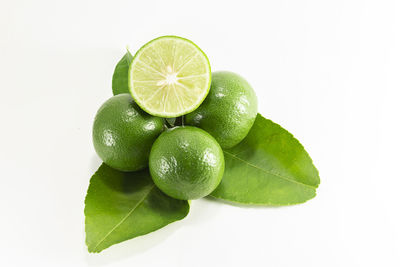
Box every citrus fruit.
[149,126,225,200]
[92,94,164,172]
[128,36,211,118]
[185,71,258,149]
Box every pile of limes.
[93,36,258,200]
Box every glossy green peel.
[149,126,225,200]
[92,94,164,171]
[186,71,258,148]
[86,36,321,253]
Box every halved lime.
[128,36,211,118]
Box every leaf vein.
[224,151,316,189]
[91,185,155,251]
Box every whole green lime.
[185,71,258,149]
[149,126,225,200]
[93,94,164,172]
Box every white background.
[1,0,399,266]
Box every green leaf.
[112,50,133,95]
[211,114,320,205]
[85,164,190,253]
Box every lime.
[128,36,211,118]
[185,71,258,149]
[149,126,224,200]
[93,94,164,172]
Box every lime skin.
[93,94,164,172]
[149,126,225,200]
[185,71,258,149]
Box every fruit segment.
[129,36,211,118]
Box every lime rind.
[128,36,211,118]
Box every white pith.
[129,37,211,117]
[156,66,179,86]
